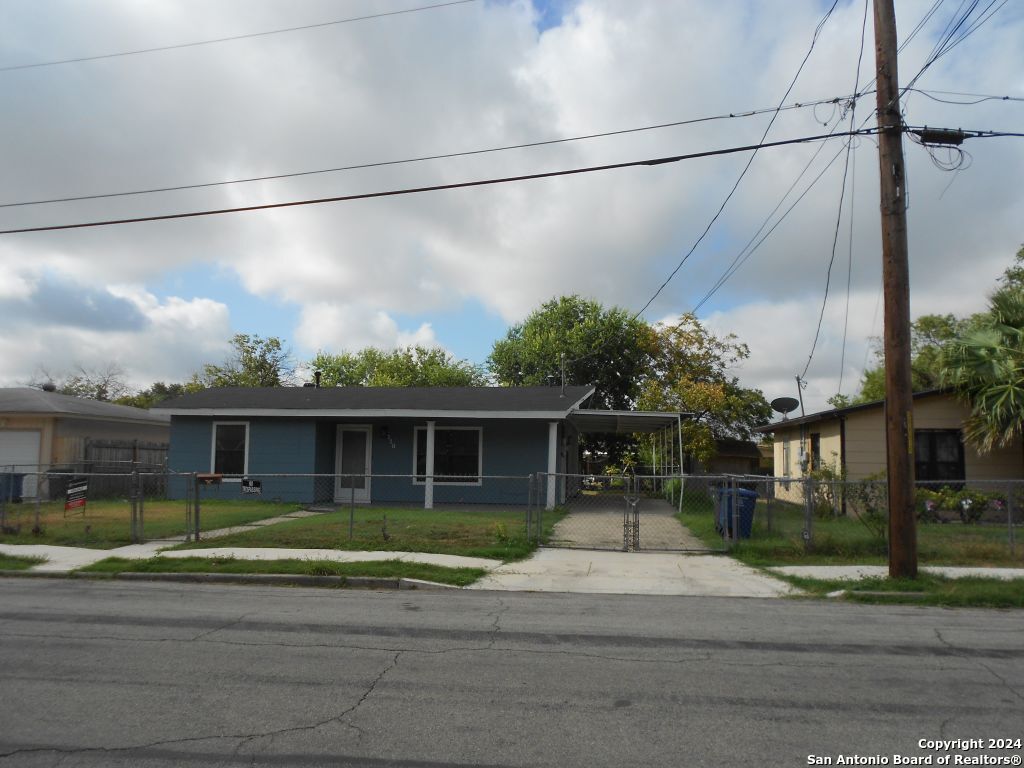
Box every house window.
[782,440,791,477]
[810,433,822,470]
[414,427,482,484]
[914,429,964,483]
[211,422,248,477]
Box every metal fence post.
[765,477,774,535]
[138,470,145,541]
[536,474,543,542]
[803,477,813,553]
[193,473,201,542]
[129,467,139,543]
[729,475,738,545]
[1008,488,1016,557]
[349,476,355,541]
[526,474,534,542]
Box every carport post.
[546,422,557,510]
[424,420,435,510]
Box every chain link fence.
[673,474,1023,564]
[3,465,1019,564]
[0,467,198,546]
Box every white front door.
[334,426,372,503]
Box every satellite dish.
[771,397,800,419]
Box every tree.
[848,313,976,404]
[116,382,194,409]
[942,246,1024,452]
[488,296,657,410]
[194,334,295,388]
[310,346,486,387]
[638,314,772,464]
[29,363,131,401]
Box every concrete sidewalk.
[468,548,796,597]
[771,564,1024,581]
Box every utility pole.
[873,0,917,578]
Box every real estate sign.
[65,477,88,514]
[241,478,262,496]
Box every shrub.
[663,478,681,506]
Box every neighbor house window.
[915,429,964,483]
[211,422,248,477]
[782,439,791,477]
[413,427,482,484]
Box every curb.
[0,570,461,590]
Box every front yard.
[678,495,1022,567]
[172,505,562,561]
[0,499,303,548]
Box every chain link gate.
[531,473,717,552]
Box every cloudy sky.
[1,0,1021,412]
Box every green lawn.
[678,495,1023,567]
[776,572,1024,609]
[0,553,45,570]
[79,556,485,586]
[173,505,551,561]
[0,499,303,549]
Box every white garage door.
[0,430,41,497]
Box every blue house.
[156,386,681,508]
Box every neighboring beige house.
[756,389,1024,504]
[0,387,169,497]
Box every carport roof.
[567,410,684,434]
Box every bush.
[914,486,1006,524]
[663,478,681,506]
[845,473,888,540]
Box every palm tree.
[943,283,1024,452]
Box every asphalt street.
[0,579,1021,767]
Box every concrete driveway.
[469,548,795,597]
[547,495,707,550]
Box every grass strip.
[79,556,486,587]
[0,554,46,571]
[776,572,1024,608]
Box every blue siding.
[168,415,552,505]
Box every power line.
[0,0,479,73]
[800,137,855,381]
[0,129,877,236]
[631,0,842,320]
[838,0,870,395]
[0,94,863,209]
[909,88,1024,105]
[689,122,849,314]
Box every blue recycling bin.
[0,473,25,503]
[717,487,758,539]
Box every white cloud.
[0,0,1020,395]
[294,302,437,353]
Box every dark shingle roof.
[754,388,950,433]
[0,387,169,424]
[156,386,595,415]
